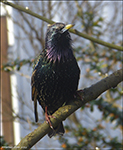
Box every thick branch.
[2,1,123,51]
[12,69,123,150]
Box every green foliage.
[2,58,34,71]
[59,125,122,150]
[0,136,9,149]
[89,97,123,127]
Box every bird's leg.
[74,90,83,101]
[45,106,55,129]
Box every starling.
[31,23,80,138]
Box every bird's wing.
[31,51,45,122]
[31,53,42,122]
[31,70,38,122]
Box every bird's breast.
[36,57,80,114]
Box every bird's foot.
[74,90,83,101]
[45,106,55,129]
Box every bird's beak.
[62,24,74,33]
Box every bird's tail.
[48,122,65,138]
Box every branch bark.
[12,69,123,150]
[1,1,123,51]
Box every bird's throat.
[46,45,73,62]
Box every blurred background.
[1,1,122,149]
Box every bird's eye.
[51,27,56,32]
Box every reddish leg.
[74,90,83,101]
[45,106,55,129]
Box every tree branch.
[12,69,123,150]
[2,1,123,51]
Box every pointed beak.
[62,24,74,33]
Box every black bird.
[31,23,80,138]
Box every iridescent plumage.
[31,23,80,138]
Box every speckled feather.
[31,23,80,137]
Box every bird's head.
[45,23,74,62]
